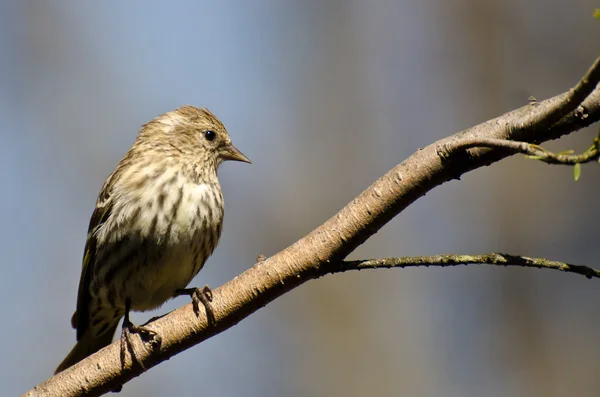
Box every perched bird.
[55,106,250,373]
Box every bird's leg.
[174,285,215,325]
[120,299,162,371]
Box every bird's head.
[138,105,250,176]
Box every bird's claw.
[120,320,162,371]
[176,285,215,325]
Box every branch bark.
[25,56,600,397]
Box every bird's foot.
[175,285,215,325]
[120,317,162,371]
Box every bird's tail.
[55,321,119,374]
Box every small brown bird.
[55,106,250,373]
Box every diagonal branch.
[24,56,600,397]
[336,254,600,280]
[519,56,600,128]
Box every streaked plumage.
[56,106,250,373]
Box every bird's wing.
[72,172,117,341]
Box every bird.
[55,105,250,374]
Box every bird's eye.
[204,130,216,141]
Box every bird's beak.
[220,143,251,164]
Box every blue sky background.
[3,1,600,396]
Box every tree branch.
[336,254,600,280]
[439,136,600,165]
[24,56,600,397]
[521,55,600,128]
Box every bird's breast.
[95,171,225,311]
[124,169,224,241]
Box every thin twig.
[437,56,600,161]
[439,136,600,165]
[338,254,600,280]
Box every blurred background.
[2,1,600,396]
